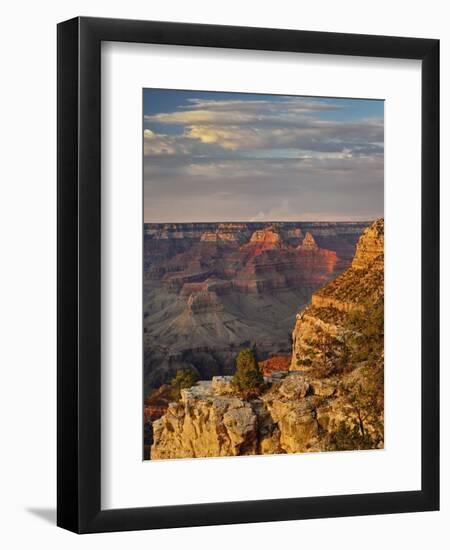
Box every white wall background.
[0,1,447,548]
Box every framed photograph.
[57,17,439,533]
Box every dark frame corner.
[57,16,439,533]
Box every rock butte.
[299,231,319,251]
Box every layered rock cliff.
[151,375,336,459]
[291,218,384,371]
[149,220,384,459]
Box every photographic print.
[143,89,384,461]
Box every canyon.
[143,221,370,394]
[149,219,384,460]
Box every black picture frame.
[57,16,439,533]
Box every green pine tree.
[232,348,264,397]
[169,369,199,401]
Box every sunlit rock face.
[151,380,258,459]
[143,221,369,393]
[351,218,384,270]
[299,231,319,251]
[291,218,384,370]
[150,375,329,459]
[248,227,281,248]
[150,367,380,459]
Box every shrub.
[344,299,384,364]
[169,369,199,401]
[232,348,264,396]
[331,421,374,451]
[296,357,312,367]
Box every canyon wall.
[143,221,370,393]
[291,218,384,370]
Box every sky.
[143,89,384,222]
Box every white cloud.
[144,97,383,157]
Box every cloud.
[185,126,243,150]
[144,96,383,158]
[146,97,342,125]
[144,127,231,157]
[144,129,179,156]
[186,97,342,112]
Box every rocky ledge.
[151,379,258,459]
[150,370,376,459]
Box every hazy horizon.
[143,89,384,223]
[143,218,377,224]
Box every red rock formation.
[229,228,338,293]
[259,355,291,377]
[144,384,173,422]
[153,226,338,296]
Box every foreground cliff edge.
[149,219,384,460]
